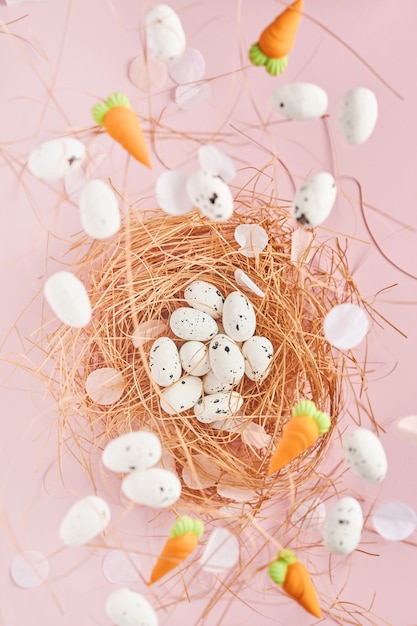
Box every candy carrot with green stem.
[249,0,304,76]
[92,93,152,168]
[148,515,204,585]
[267,400,330,475]
[269,549,322,618]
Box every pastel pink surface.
[1,2,416,626]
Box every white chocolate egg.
[105,588,158,626]
[146,4,186,63]
[160,375,202,414]
[222,291,256,342]
[343,428,387,483]
[44,271,91,328]
[272,82,328,120]
[122,467,181,508]
[179,341,210,376]
[241,336,274,381]
[322,496,363,555]
[149,337,182,386]
[102,431,162,473]
[28,137,85,180]
[291,172,337,228]
[202,370,234,394]
[186,169,234,222]
[339,87,378,145]
[208,334,245,385]
[79,179,120,239]
[59,496,110,547]
[170,307,218,341]
[194,391,243,423]
[184,280,224,319]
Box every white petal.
[241,422,271,449]
[128,54,168,92]
[217,475,256,502]
[10,551,49,588]
[168,47,206,84]
[85,367,125,405]
[397,415,417,445]
[323,303,369,350]
[155,169,193,216]
[182,454,221,489]
[290,498,326,531]
[175,82,211,110]
[59,496,111,547]
[132,320,168,347]
[102,550,141,585]
[234,269,264,297]
[291,228,313,264]
[200,528,240,573]
[198,145,236,182]
[372,502,417,541]
[234,224,268,257]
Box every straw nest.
[46,203,361,518]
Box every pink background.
[1,1,416,625]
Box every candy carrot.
[92,93,152,168]
[148,515,204,585]
[249,0,304,76]
[269,549,322,618]
[267,400,330,475]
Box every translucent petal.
[132,320,168,347]
[290,498,326,531]
[168,47,206,84]
[182,454,221,489]
[217,475,257,502]
[175,82,211,110]
[234,269,264,297]
[155,169,193,215]
[397,415,417,445]
[102,550,141,585]
[210,417,243,432]
[85,144,107,177]
[10,551,49,588]
[241,422,271,449]
[200,528,240,573]
[65,165,86,197]
[372,502,417,541]
[85,367,125,405]
[234,224,268,257]
[128,54,168,92]
[291,228,313,264]
[198,145,236,182]
[323,303,369,350]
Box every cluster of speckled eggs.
[148,279,273,423]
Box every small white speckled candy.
[170,307,218,341]
[122,467,181,508]
[44,271,91,328]
[146,4,186,63]
[186,169,234,222]
[179,341,210,376]
[291,172,337,228]
[222,291,256,342]
[102,431,162,473]
[160,375,202,414]
[208,334,245,385]
[28,137,85,180]
[184,280,224,319]
[149,337,182,386]
[79,179,120,239]
[322,496,363,555]
[59,496,111,547]
[106,588,158,626]
[202,370,234,394]
[194,391,243,423]
[339,87,378,145]
[343,428,387,483]
[272,82,328,120]
[241,336,274,382]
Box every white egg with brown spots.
[170,307,218,341]
[291,172,337,228]
[343,428,387,483]
[241,336,274,381]
[160,375,202,414]
[209,334,245,385]
[184,280,224,319]
[149,336,182,386]
[194,391,243,423]
[186,169,234,222]
[222,291,256,342]
[322,496,363,555]
[272,82,328,120]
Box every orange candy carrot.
[269,549,322,618]
[267,400,330,475]
[148,515,204,585]
[92,93,152,168]
[249,0,304,75]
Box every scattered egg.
[146,4,186,62]
[28,137,85,180]
[339,87,378,145]
[343,428,387,483]
[272,82,328,120]
[186,169,234,222]
[79,179,120,239]
[59,496,111,547]
[105,587,158,626]
[149,337,182,386]
[291,172,337,228]
[322,496,363,555]
[44,270,91,328]
[122,467,181,508]
[102,431,162,473]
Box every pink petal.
[241,422,271,449]
[168,48,206,84]
[175,82,211,110]
[234,224,268,257]
[234,269,264,297]
[132,320,168,347]
[102,550,141,585]
[85,367,125,405]
[290,498,326,531]
[323,303,369,350]
[155,170,193,216]
[198,145,236,182]
[128,54,168,92]
[217,474,256,502]
[200,528,240,573]
[372,502,417,541]
[291,228,313,264]
[397,415,417,445]
[10,551,49,588]
[182,454,221,489]
[65,165,86,197]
